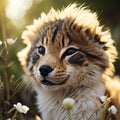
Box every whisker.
[14,73,34,93]
[13,75,23,86]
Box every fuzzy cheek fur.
[17,4,117,120]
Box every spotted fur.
[17,4,117,120]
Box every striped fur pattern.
[17,4,117,120]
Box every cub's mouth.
[41,76,69,86]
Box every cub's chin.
[38,77,71,91]
[40,75,69,86]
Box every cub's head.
[18,4,117,90]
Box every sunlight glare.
[6,0,33,27]
[6,0,33,19]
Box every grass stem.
[67,109,71,120]
[0,0,10,100]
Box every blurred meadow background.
[0,0,120,119]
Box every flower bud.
[63,98,75,109]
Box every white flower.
[108,105,117,115]
[63,98,75,109]
[7,38,17,45]
[13,102,29,114]
[99,96,106,102]
[0,40,2,45]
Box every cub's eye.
[65,48,78,55]
[38,46,45,55]
[61,48,78,60]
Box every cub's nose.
[39,65,54,77]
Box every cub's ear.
[79,27,97,49]
[80,27,105,46]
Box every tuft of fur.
[17,4,119,120]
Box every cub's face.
[26,20,109,90]
[18,5,116,91]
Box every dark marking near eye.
[78,48,105,61]
[32,53,40,64]
[62,35,64,47]
[68,52,85,64]
[85,52,103,61]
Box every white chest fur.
[35,82,105,120]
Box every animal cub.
[18,4,117,120]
